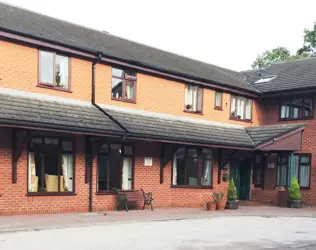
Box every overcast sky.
[3,0,316,71]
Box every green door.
[230,159,251,200]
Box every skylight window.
[254,75,276,84]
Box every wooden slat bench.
[114,189,153,212]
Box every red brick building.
[0,3,314,215]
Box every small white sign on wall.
[144,157,153,166]
[268,162,275,169]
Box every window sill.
[229,117,252,123]
[111,97,136,104]
[37,84,72,93]
[26,192,76,196]
[214,107,223,111]
[171,185,213,189]
[183,110,203,115]
[279,117,313,122]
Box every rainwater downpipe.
[89,54,129,212]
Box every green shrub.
[288,176,301,200]
[227,179,238,201]
[213,192,225,201]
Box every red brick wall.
[0,129,230,215]
[250,98,316,205]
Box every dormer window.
[112,68,136,102]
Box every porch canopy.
[0,88,305,151]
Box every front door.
[230,158,251,200]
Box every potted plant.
[226,179,238,209]
[213,192,227,211]
[287,176,301,208]
[206,200,216,211]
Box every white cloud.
[3,0,316,71]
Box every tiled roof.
[0,2,258,93]
[0,88,304,149]
[244,57,316,93]
[246,124,305,146]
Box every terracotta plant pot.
[216,199,227,211]
[206,202,216,211]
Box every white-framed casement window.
[184,84,203,113]
[230,95,252,120]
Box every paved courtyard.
[1,216,316,249]
[1,207,316,249]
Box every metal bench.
[114,189,153,212]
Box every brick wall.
[0,128,231,215]
[250,98,316,205]
[1,40,259,127]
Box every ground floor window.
[172,147,212,187]
[277,154,311,188]
[28,137,74,193]
[97,144,134,192]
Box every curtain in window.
[125,83,134,99]
[28,152,38,192]
[185,85,193,109]
[62,154,73,192]
[192,87,197,111]
[215,92,222,107]
[202,160,211,186]
[236,98,245,119]
[300,165,310,187]
[288,155,299,185]
[300,156,310,187]
[231,97,236,116]
[245,99,252,120]
[277,156,287,186]
[122,157,132,190]
[197,87,203,111]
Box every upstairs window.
[112,68,136,102]
[280,97,313,120]
[184,85,203,113]
[230,95,252,120]
[214,92,223,110]
[39,51,69,90]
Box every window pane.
[300,164,310,187]
[291,98,303,119]
[301,156,310,164]
[303,98,313,117]
[184,85,193,110]
[277,156,287,186]
[112,78,123,98]
[280,100,290,118]
[173,148,185,185]
[186,149,198,185]
[196,87,203,112]
[125,70,136,79]
[44,138,58,145]
[125,82,135,100]
[124,146,133,155]
[99,144,109,154]
[245,99,252,120]
[97,155,110,191]
[236,97,245,119]
[30,138,42,150]
[62,141,73,152]
[231,96,237,117]
[215,92,222,107]
[44,150,61,192]
[112,68,124,78]
[55,55,69,89]
[122,157,133,190]
[290,155,299,184]
[40,51,54,84]
[61,154,73,192]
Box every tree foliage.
[252,23,315,69]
